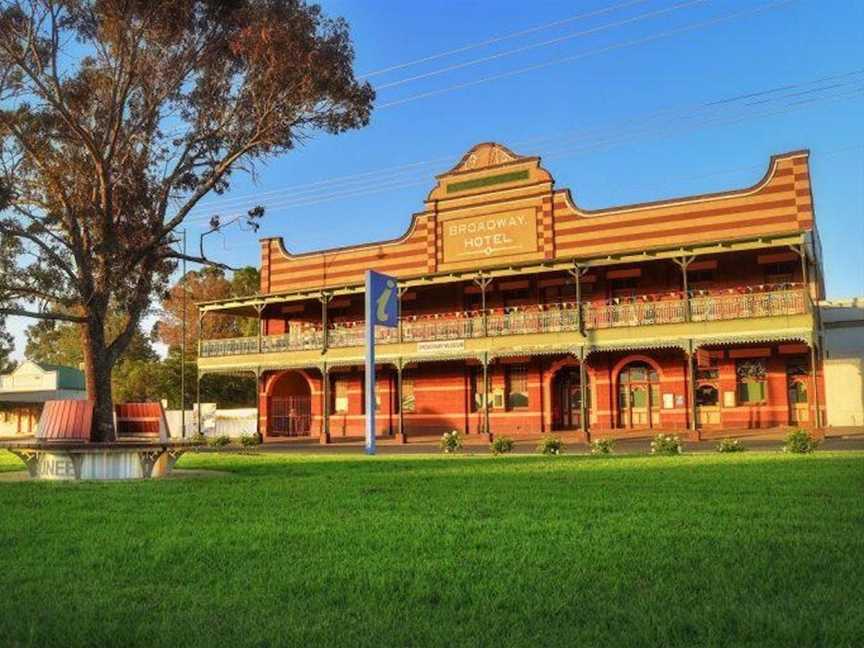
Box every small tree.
[0,1,373,440]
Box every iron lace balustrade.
[689,289,807,322]
[198,288,809,357]
[581,298,687,330]
[199,335,260,358]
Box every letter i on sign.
[365,271,399,455]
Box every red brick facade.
[198,143,825,442]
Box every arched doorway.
[617,362,660,429]
[552,366,589,430]
[268,371,312,436]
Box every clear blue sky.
[7,0,864,358]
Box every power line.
[378,0,796,109]
[184,69,863,220]
[181,0,799,215]
[357,0,651,79]
[214,142,864,255]
[186,84,863,235]
[375,0,709,91]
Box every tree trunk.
[81,322,117,443]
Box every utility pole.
[180,229,187,438]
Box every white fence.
[164,405,257,439]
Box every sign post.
[365,270,398,455]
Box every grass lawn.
[0,449,862,647]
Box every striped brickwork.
[261,143,813,294]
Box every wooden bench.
[115,402,169,442]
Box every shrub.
[590,438,615,456]
[650,433,683,456]
[439,430,463,454]
[191,432,206,445]
[490,436,514,455]
[537,435,563,456]
[716,437,746,453]
[239,433,262,448]
[207,434,231,449]
[783,429,819,454]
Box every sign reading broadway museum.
[442,207,538,263]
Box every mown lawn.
[0,449,862,647]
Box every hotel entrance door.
[618,363,660,429]
[553,367,586,430]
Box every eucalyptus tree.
[0,0,373,440]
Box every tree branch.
[0,307,84,323]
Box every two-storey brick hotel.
[197,143,824,443]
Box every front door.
[787,359,810,425]
[554,367,584,429]
[618,362,660,429]
[788,378,809,425]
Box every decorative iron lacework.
[446,169,529,194]
[736,359,767,381]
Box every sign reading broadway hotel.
[442,207,537,262]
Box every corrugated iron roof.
[36,400,93,441]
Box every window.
[736,360,767,404]
[506,365,529,409]
[687,269,715,286]
[695,384,719,406]
[333,378,349,413]
[765,261,796,284]
[610,278,637,298]
[401,378,415,413]
[503,288,531,307]
[789,380,808,404]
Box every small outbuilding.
[821,298,864,428]
[0,361,87,437]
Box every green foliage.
[191,432,206,445]
[537,435,563,455]
[490,436,514,455]
[439,430,463,454]
[25,316,157,368]
[650,434,683,456]
[783,429,820,454]
[0,315,15,374]
[717,438,746,453]
[240,433,262,448]
[590,438,615,456]
[207,435,231,449]
[0,450,863,646]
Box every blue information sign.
[365,271,399,455]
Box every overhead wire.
[377,0,796,109]
[183,70,864,221]
[357,0,652,79]
[374,0,709,91]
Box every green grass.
[0,449,862,647]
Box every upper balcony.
[199,284,812,361]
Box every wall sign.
[442,207,538,263]
[417,340,466,354]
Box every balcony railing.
[200,287,809,358]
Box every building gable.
[259,144,813,294]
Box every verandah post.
[474,273,493,337]
[579,346,588,440]
[320,362,330,444]
[568,262,588,335]
[483,352,492,440]
[319,291,332,352]
[397,359,406,443]
[673,255,695,322]
[686,341,698,439]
